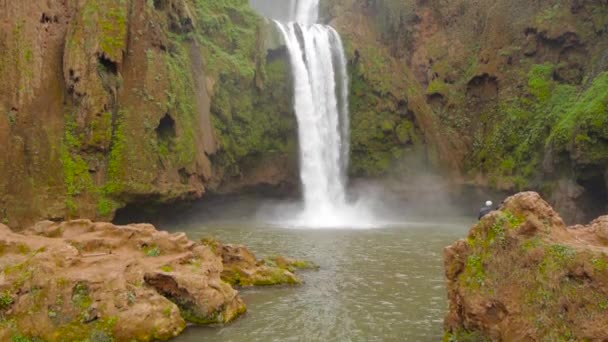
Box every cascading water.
[274,0,372,228]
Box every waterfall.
[274,0,367,228]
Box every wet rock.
[213,243,315,287]
[445,192,608,340]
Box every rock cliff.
[326,0,608,222]
[0,0,297,227]
[1,0,607,225]
[445,192,608,340]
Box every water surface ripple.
[168,216,471,342]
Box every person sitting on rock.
[478,200,493,220]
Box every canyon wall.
[1,0,607,225]
[326,0,608,222]
[0,0,297,227]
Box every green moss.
[209,50,295,176]
[470,64,583,188]
[521,237,542,252]
[349,65,419,176]
[0,291,14,310]
[251,268,300,286]
[200,237,221,255]
[160,265,174,273]
[143,245,161,257]
[89,112,113,150]
[548,244,576,264]
[462,254,486,289]
[395,121,416,144]
[427,79,450,96]
[548,72,608,164]
[99,0,128,60]
[61,113,96,215]
[103,111,128,196]
[528,64,555,102]
[54,316,118,342]
[72,282,93,310]
[97,197,119,217]
[592,257,608,272]
[193,0,260,78]
[79,0,127,61]
[223,265,301,287]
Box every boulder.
[445,192,608,340]
[215,243,310,287]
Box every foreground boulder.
[445,192,608,341]
[0,220,311,341]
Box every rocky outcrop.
[0,0,296,227]
[216,243,317,287]
[445,192,608,340]
[0,220,310,341]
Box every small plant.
[10,334,36,342]
[7,110,17,127]
[127,291,136,304]
[505,211,525,229]
[201,237,221,254]
[160,265,173,273]
[164,306,172,317]
[72,282,92,309]
[464,254,486,288]
[143,245,161,257]
[592,257,608,272]
[17,244,30,255]
[549,244,576,263]
[0,292,14,310]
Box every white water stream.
[274,0,373,228]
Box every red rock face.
[444,192,608,340]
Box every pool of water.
[159,196,474,342]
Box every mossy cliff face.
[321,0,453,177]
[325,0,608,221]
[445,192,608,340]
[0,0,296,226]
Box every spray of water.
[273,0,375,228]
